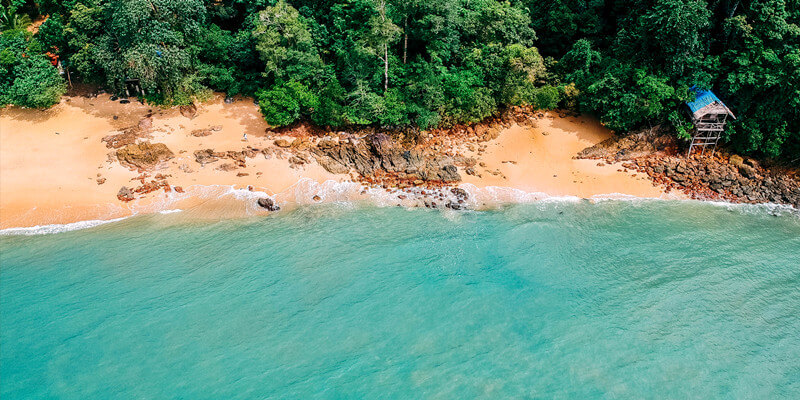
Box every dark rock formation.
[450,187,469,200]
[257,197,280,211]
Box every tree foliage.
[0,30,66,108]
[4,0,799,160]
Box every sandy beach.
[1,94,676,229]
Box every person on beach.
[242,133,248,141]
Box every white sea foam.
[158,209,184,214]
[701,199,798,217]
[0,217,130,236]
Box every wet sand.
[1,95,676,229]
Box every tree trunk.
[403,18,408,64]
[384,44,389,91]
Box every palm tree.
[1,4,32,32]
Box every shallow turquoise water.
[2,201,800,398]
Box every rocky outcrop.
[257,197,280,211]
[311,132,463,183]
[274,139,291,148]
[193,148,257,167]
[116,142,174,171]
[627,156,800,207]
[576,127,800,208]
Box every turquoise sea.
[2,201,799,398]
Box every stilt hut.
[686,88,736,156]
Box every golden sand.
[461,112,669,199]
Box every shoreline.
[3,191,796,236]
[4,92,775,231]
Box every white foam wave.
[700,199,798,217]
[158,209,184,214]
[0,217,130,236]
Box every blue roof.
[686,88,724,114]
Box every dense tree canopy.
[1,0,798,160]
[0,29,66,108]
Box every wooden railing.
[696,122,726,131]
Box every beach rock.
[274,139,291,148]
[194,149,220,165]
[179,104,197,119]
[317,139,337,150]
[445,201,464,210]
[257,197,280,211]
[96,177,106,185]
[190,128,213,137]
[729,154,744,169]
[216,163,237,172]
[102,127,150,149]
[116,142,174,171]
[450,187,469,200]
[117,186,134,201]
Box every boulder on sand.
[116,142,174,171]
[117,186,134,201]
[179,103,198,119]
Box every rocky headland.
[578,127,800,208]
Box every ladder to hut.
[685,88,736,157]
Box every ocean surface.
[2,201,799,398]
